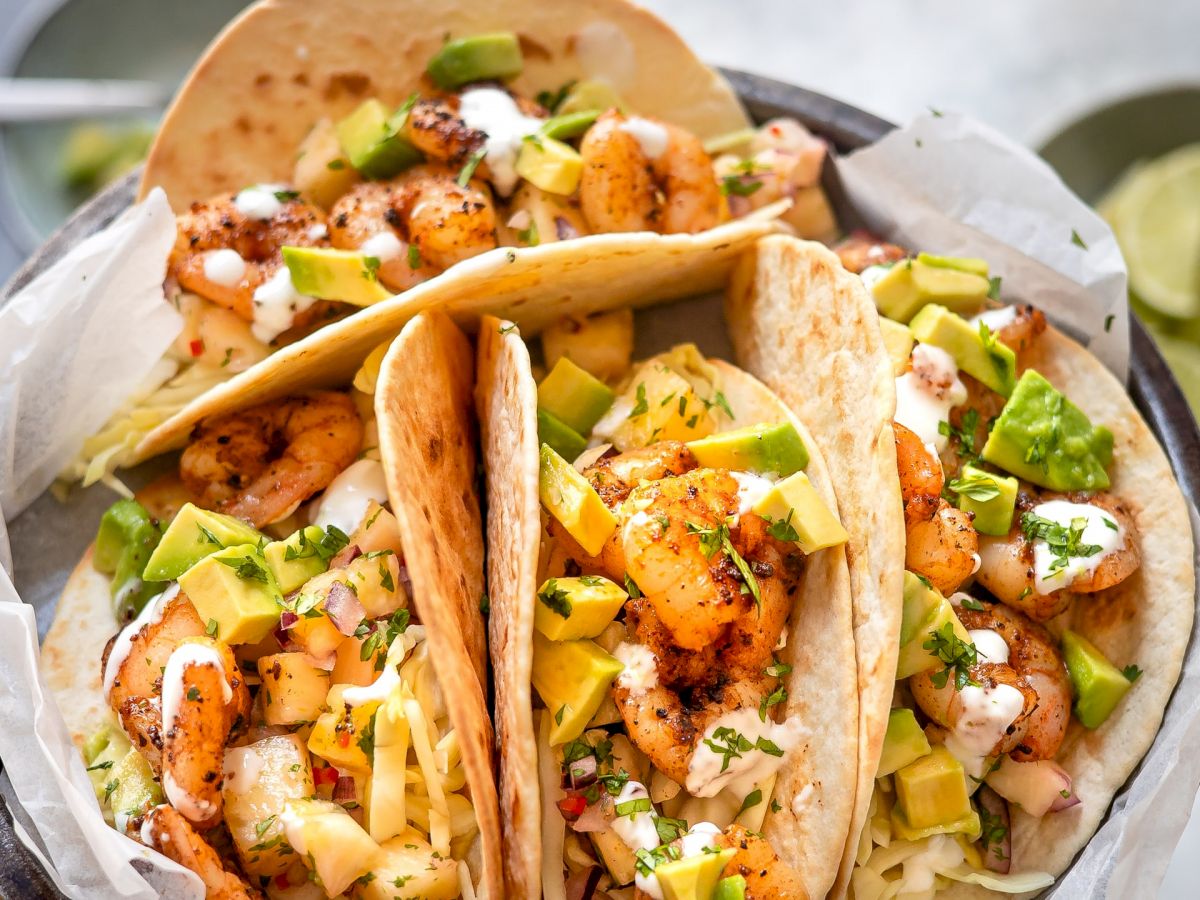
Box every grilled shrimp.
[140,806,262,899]
[406,93,546,165]
[910,603,1071,761]
[328,164,497,291]
[179,391,362,527]
[580,111,722,235]
[975,492,1140,621]
[832,231,908,274]
[169,188,328,323]
[716,824,810,900]
[978,304,1048,356]
[895,421,943,528]
[584,440,697,508]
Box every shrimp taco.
[727,235,1195,896]
[477,312,860,899]
[41,311,502,899]
[74,0,835,491]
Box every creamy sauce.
[233,184,288,220]
[970,629,1009,664]
[686,707,805,798]
[161,643,232,736]
[311,458,390,535]
[1028,500,1124,594]
[860,264,892,291]
[611,779,659,852]
[894,342,968,451]
[618,117,669,159]
[222,746,264,794]
[360,230,404,262]
[458,87,544,197]
[201,249,246,287]
[139,807,166,845]
[613,642,658,695]
[102,584,179,698]
[307,223,329,242]
[250,267,316,344]
[632,820,722,900]
[731,471,776,516]
[948,682,1025,764]
[972,306,1019,332]
[162,770,214,824]
[342,664,401,707]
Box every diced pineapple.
[223,735,314,877]
[353,829,459,900]
[609,361,716,451]
[366,691,410,843]
[288,609,344,662]
[542,309,634,383]
[307,684,381,772]
[331,634,386,686]
[283,798,380,896]
[293,117,360,209]
[344,552,406,618]
[265,861,326,899]
[349,503,403,557]
[258,653,331,726]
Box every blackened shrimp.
[140,805,261,898]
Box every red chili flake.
[189,339,205,357]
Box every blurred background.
[0,0,1196,893]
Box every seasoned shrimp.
[170,189,328,322]
[329,165,497,290]
[180,391,363,527]
[976,491,1140,621]
[140,806,262,899]
[716,824,810,900]
[910,604,1071,761]
[833,231,908,274]
[580,111,721,235]
[584,440,696,508]
[406,93,546,166]
[895,421,943,528]
[984,304,1048,355]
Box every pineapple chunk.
[307,684,381,772]
[609,361,716,451]
[542,309,635,383]
[366,691,410,843]
[353,829,459,900]
[288,609,344,662]
[331,634,386,686]
[349,503,403,556]
[258,653,331,726]
[344,553,406,618]
[293,117,360,209]
[282,798,380,896]
[223,735,314,877]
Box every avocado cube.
[335,98,422,180]
[909,303,1016,396]
[951,464,1018,536]
[108,746,163,823]
[537,409,588,463]
[557,80,626,116]
[540,110,602,141]
[539,444,618,556]
[981,369,1113,491]
[713,876,748,900]
[532,632,624,745]
[94,498,166,620]
[142,502,266,582]
[896,572,972,679]
[894,745,975,833]
[878,708,932,777]
[84,725,132,811]
[282,246,391,307]
[879,317,915,376]
[538,357,616,434]
[263,526,330,594]
[687,421,809,477]
[870,262,923,323]
[871,260,991,323]
[916,252,990,278]
[516,135,584,195]
[534,576,628,641]
[177,544,282,645]
[427,32,523,89]
[751,471,847,554]
[655,848,737,900]
[1061,630,1134,729]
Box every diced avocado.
[557,80,626,116]
[871,259,991,323]
[981,369,1113,491]
[951,464,1018,536]
[94,499,166,620]
[84,725,132,810]
[878,708,932,777]
[531,632,624,745]
[537,409,588,464]
[263,526,329,594]
[282,246,391,306]
[909,303,1017,396]
[656,848,737,900]
[538,357,616,434]
[142,502,265,582]
[687,422,809,477]
[1061,630,1134,729]
[751,471,848,554]
[427,33,523,89]
[335,98,422,180]
[534,576,628,641]
[893,745,977,835]
[107,747,164,823]
[516,135,583,195]
[916,252,990,278]
[539,444,618,556]
[714,875,748,900]
[540,109,602,141]
[897,572,972,679]
[879,317,916,376]
[177,544,282,645]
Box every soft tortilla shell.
[139,0,749,208]
[724,234,905,896]
[133,213,781,463]
[375,311,501,896]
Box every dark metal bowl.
[1,68,1197,898]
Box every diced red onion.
[562,754,597,790]
[330,544,362,569]
[278,610,299,631]
[976,785,1011,874]
[1049,787,1081,812]
[569,799,611,834]
[324,581,365,636]
[333,774,358,803]
[555,216,580,241]
[565,866,602,900]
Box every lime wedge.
[1103,144,1200,318]
[1149,329,1200,414]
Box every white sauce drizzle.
[730,471,777,516]
[311,458,389,535]
[222,746,264,794]
[686,707,805,798]
[307,223,329,242]
[894,342,968,451]
[1028,500,1125,594]
[162,770,213,824]
[969,629,1010,664]
[201,249,246,288]
[458,87,544,197]
[250,267,316,344]
[103,584,179,698]
[359,230,404,262]
[613,642,658,695]
[945,682,1025,774]
[161,643,231,736]
[233,184,288,220]
[971,306,1019,332]
[610,779,659,852]
[860,264,892,291]
[618,117,670,159]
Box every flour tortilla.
[139,0,749,208]
[477,329,859,898]
[724,234,905,897]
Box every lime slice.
[1104,144,1200,318]
[1148,329,1200,414]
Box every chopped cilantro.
[923,622,978,691]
